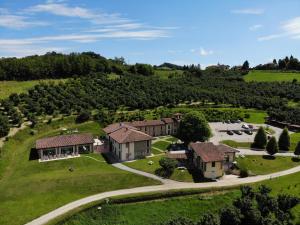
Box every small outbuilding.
[36,133,94,162]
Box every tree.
[278,128,290,151]
[177,111,211,144]
[220,207,242,225]
[0,114,10,138]
[75,111,91,123]
[253,127,267,149]
[197,213,219,225]
[294,141,300,158]
[266,137,278,156]
[242,60,249,70]
[159,157,177,173]
[163,217,195,225]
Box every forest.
[255,55,300,71]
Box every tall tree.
[242,60,250,70]
[0,114,10,138]
[266,137,279,156]
[177,111,211,144]
[278,128,290,151]
[294,141,300,158]
[253,127,267,149]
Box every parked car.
[234,130,243,135]
[244,129,253,135]
[227,130,234,135]
[242,124,249,129]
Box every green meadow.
[244,70,300,82]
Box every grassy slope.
[154,69,184,79]
[124,155,194,182]
[60,191,238,225]
[60,170,300,225]
[236,155,300,175]
[0,118,159,225]
[0,79,66,100]
[244,70,300,82]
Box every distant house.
[103,113,183,161]
[189,142,238,179]
[103,123,153,161]
[36,133,94,162]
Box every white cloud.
[26,2,130,25]
[0,14,48,29]
[258,17,300,41]
[190,48,214,56]
[231,8,264,15]
[249,24,263,31]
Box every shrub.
[278,128,290,151]
[239,169,249,178]
[157,157,178,178]
[266,137,279,156]
[76,111,91,123]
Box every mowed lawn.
[124,155,195,182]
[0,79,66,100]
[60,191,238,225]
[244,70,300,82]
[221,140,252,149]
[0,119,159,225]
[236,155,300,175]
[291,132,300,152]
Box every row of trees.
[255,56,300,71]
[162,185,299,225]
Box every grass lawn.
[291,132,300,152]
[59,170,300,225]
[164,136,179,142]
[124,155,195,182]
[221,140,252,149]
[236,155,300,175]
[59,191,238,225]
[0,118,159,225]
[151,147,164,155]
[0,79,66,100]
[154,69,184,79]
[243,111,267,124]
[152,140,171,151]
[244,70,300,82]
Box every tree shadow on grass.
[292,157,300,162]
[262,155,276,160]
[187,166,214,183]
[29,148,39,161]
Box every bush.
[0,114,10,138]
[278,128,290,151]
[239,169,249,178]
[253,127,267,149]
[266,137,279,156]
[157,157,178,178]
[76,111,91,123]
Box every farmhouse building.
[103,114,182,161]
[189,142,238,179]
[36,133,94,162]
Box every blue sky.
[0,0,300,67]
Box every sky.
[0,0,300,67]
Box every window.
[147,141,150,147]
[212,162,215,167]
[126,143,129,148]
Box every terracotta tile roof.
[190,142,224,162]
[162,118,174,124]
[217,144,239,153]
[36,133,94,149]
[103,123,136,134]
[166,151,188,159]
[109,127,153,144]
[130,120,165,127]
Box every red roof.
[109,127,153,144]
[162,118,174,124]
[190,142,225,162]
[36,133,94,149]
[103,123,136,134]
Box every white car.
[242,124,249,129]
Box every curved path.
[26,164,300,225]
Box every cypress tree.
[278,128,290,151]
[253,127,267,149]
[266,137,279,156]
[295,142,300,157]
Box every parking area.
[209,122,287,144]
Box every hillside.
[245,70,300,82]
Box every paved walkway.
[237,148,296,157]
[26,164,300,225]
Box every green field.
[154,69,184,79]
[59,170,300,225]
[124,155,195,182]
[236,155,300,175]
[0,118,159,225]
[221,140,252,149]
[291,132,300,151]
[244,70,300,82]
[0,79,66,100]
[152,140,171,151]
